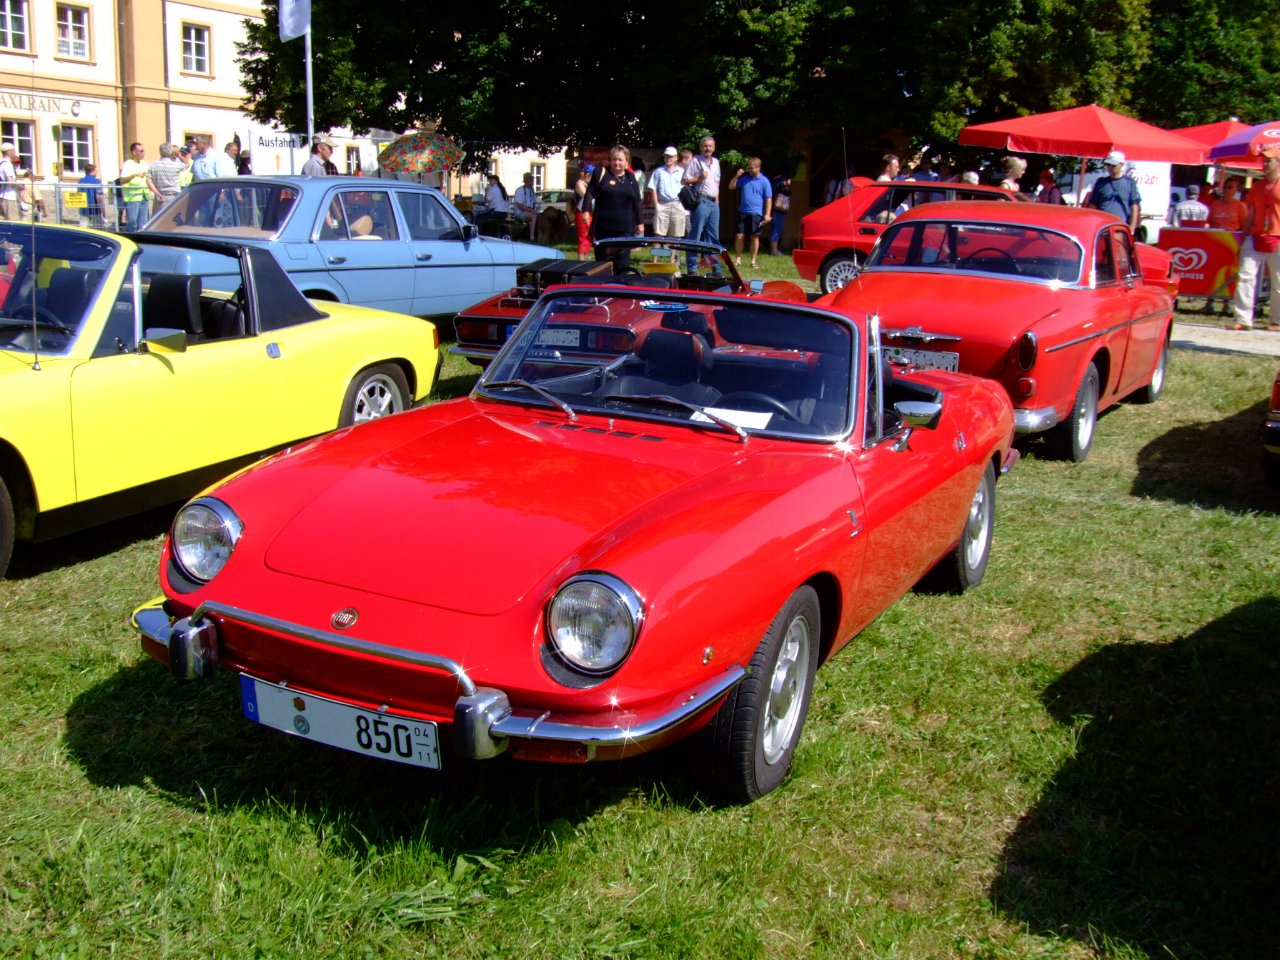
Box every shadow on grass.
[1131,399,1279,513]
[62,661,706,856]
[6,502,175,580]
[992,596,1280,959]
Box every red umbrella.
[1175,120,1261,170]
[959,105,1206,163]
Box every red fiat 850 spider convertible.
[825,202,1177,461]
[133,286,1016,803]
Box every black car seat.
[144,274,202,338]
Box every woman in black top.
[589,145,644,272]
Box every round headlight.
[546,573,643,675]
[171,498,243,583]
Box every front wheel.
[699,585,820,804]
[819,253,863,294]
[922,462,995,593]
[339,364,410,428]
[1050,362,1099,462]
[0,476,13,579]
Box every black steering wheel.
[718,391,796,421]
[7,302,72,331]
[958,247,1020,273]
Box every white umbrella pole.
[304,27,315,145]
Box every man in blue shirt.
[79,163,104,228]
[728,157,773,269]
[1086,151,1142,231]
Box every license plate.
[887,347,959,372]
[538,327,580,347]
[240,675,441,769]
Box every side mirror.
[894,399,942,430]
[461,223,479,242]
[143,327,189,353]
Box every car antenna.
[24,59,40,371]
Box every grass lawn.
[1,262,1277,958]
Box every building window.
[346,146,360,175]
[0,119,34,170]
[59,124,93,174]
[56,4,89,59]
[0,0,29,51]
[182,23,210,74]
[530,163,546,191]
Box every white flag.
[279,0,310,42]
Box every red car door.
[1111,227,1166,395]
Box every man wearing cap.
[0,143,17,220]
[648,146,687,261]
[1171,184,1209,226]
[302,139,332,176]
[1230,150,1280,331]
[1086,151,1141,231]
[512,172,539,239]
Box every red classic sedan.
[133,286,1016,804]
[826,202,1177,461]
[793,179,1019,293]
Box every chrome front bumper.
[1014,405,1059,434]
[132,597,744,762]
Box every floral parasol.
[377,132,464,174]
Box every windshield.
[868,220,1084,284]
[145,183,300,238]
[0,225,117,357]
[479,291,854,440]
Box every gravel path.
[1172,320,1280,357]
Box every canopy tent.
[1174,120,1260,171]
[959,105,1206,163]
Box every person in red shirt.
[1230,153,1280,331]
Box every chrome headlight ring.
[170,498,244,584]
[545,572,644,677]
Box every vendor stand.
[1156,226,1270,313]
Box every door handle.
[416,253,433,262]
[859,227,876,235]
[327,255,347,264]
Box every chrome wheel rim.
[1150,345,1167,395]
[353,374,403,423]
[1075,376,1098,451]
[823,259,860,291]
[761,615,811,765]
[964,478,992,569]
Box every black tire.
[818,252,863,294]
[1050,362,1100,462]
[699,585,820,804]
[1132,337,1169,404]
[922,462,995,594]
[1265,451,1280,487]
[0,476,13,579]
[338,363,410,428]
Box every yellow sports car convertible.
[0,223,440,577]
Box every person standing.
[1036,169,1065,204]
[648,146,686,262]
[191,136,237,180]
[728,157,773,269]
[682,136,721,275]
[0,143,18,220]
[177,144,195,189]
[1085,151,1141,231]
[768,174,792,255]
[1230,151,1280,331]
[1171,184,1210,225]
[79,163,104,228]
[301,140,331,176]
[876,154,900,181]
[573,163,595,261]
[998,156,1027,193]
[150,143,185,204]
[589,145,643,273]
[119,142,159,231]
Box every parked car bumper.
[1015,404,1060,434]
[792,248,821,281]
[132,596,745,763]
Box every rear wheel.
[699,585,820,804]
[339,364,410,427]
[1132,337,1169,404]
[1051,362,1099,462]
[0,477,13,579]
[819,253,863,293]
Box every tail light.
[1016,331,1038,371]
[456,320,501,344]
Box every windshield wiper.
[604,393,748,443]
[483,379,578,420]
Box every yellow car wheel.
[339,364,410,428]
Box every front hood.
[260,408,751,614]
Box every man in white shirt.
[1172,184,1210,226]
[682,135,721,275]
[513,172,539,239]
[0,143,17,220]
[649,146,687,262]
